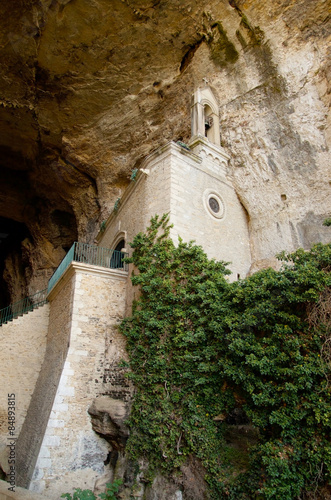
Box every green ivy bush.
[120,215,331,499]
[61,480,122,500]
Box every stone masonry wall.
[15,270,75,488]
[97,144,173,253]
[170,140,252,279]
[29,263,128,500]
[97,145,176,314]
[98,141,251,281]
[0,305,49,478]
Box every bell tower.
[190,85,221,146]
[97,83,252,280]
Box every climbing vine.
[120,214,331,499]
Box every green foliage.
[99,220,106,233]
[61,480,122,500]
[130,168,138,181]
[99,480,122,499]
[120,215,331,499]
[323,217,331,227]
[113,198,121,213]
[61,490,95,500]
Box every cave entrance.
[0,217,31,308]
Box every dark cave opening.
[0,216,31,309]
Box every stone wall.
[0,305,49,478]
[97,146,173,253]
[170,139,251,278]
[98,140,251,280]
[29,263,128,499]
[15,271,75,488]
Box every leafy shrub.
[61,479,122,500]
[120,215,331,499]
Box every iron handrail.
[47,242,128,293]
[0,288,48,326]
[0,242,128,326]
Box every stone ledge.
[188,135,230,162]
[47,261,128,301]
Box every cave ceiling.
[0,0,222,229]
[0,0,330,299]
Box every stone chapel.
[0,86,252,499]
[97,85,251,280]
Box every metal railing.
[0,288,48,326]
[47,242,128,293]
[0,242,128,326]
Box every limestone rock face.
[88,396,130,450]
[0,0,330,300]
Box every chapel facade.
[97,85,252,280]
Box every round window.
[209,197,220,213]
[203,190,225,220]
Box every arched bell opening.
[190,86,221,146]
[204,104,214,141]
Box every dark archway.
[110,239,125,269]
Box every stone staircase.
[0,303,49,330]
[0,289,48,327]
[0,303,50,442]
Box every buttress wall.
[29,263,128,500]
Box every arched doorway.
[110,239,125,268]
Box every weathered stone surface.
[118,456,207,500]
[0,1,330,497]
[24,263,129,498]
[0,304,49,479]
[88,396,130,448]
